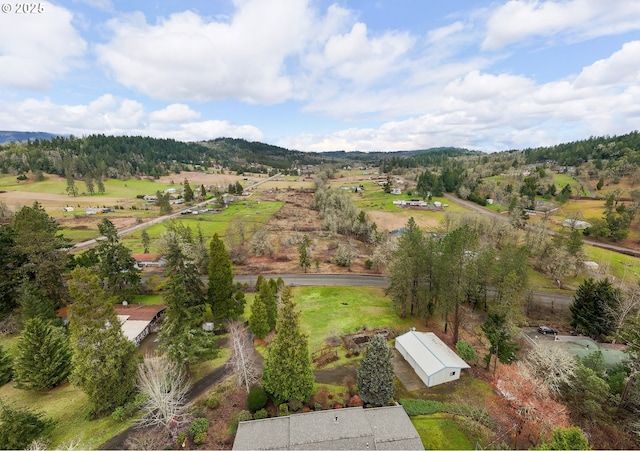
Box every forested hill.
[0,131,64,143]
[199,138,328,170]
[0,135,328,179]
[523,131,640,166]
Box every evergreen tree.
[13,318,71,391]
[65,173,78,197]
[96,177,105,194]
[155,190,171,214]
[0,400,55,450]
[262,286,314,403]
[12,202,70,310]
[235,181,244,195]
[437,225,478,343]
[18,282,55,325]
[0,225,23,314]
[298,235,311,273]
[0,344,12,386]
[570,278,620,338]
[386,217,431,318]
[183,178,194,202]
[67,267,137,416]
[159,239,217,368]
[265,278,279,330]
[481,313,518,371]
[356,334,395,406]
[141,229,151,254]
[208,233,243,321]
[96,218,141,303]
[249,289,269,339]
[228,183,236,194]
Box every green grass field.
[0,382,132,449]
[411,414,474,450]
[290,286,420,352]
[0,174,176,198]
[120,200,284,252]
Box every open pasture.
[121,200,284,252]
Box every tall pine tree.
[68,267,137,415]
[262,286,314,403]
[356,334,395,406]
[159,239,217,368]
[207,233,243,322]
[13,318,71,390]
[12,202,70,310]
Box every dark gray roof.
[233,406,424,450]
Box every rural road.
[233,273,575,309]
[443,193,640,257]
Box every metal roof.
[395,331,470,376]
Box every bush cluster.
[247,386,268,411]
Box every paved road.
[234,273,388,287]
[234,273,574,308]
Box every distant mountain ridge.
[0,131,65,144]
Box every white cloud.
[284,38,640,153]
[483,0,640,50]
[312,22,414,84]
[149,104,201,123]
[0,95,263,142]
[0,2,86,90]
[575,40,640,87]
[97,0,316,103]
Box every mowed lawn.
[411,414,474,450]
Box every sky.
[0,0,639,153]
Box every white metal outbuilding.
[395,330,470,388]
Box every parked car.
[537,325,557,335]
[180,209,192,215]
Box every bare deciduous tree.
[522,343,577,395]
[227,321,260,393]
[136,353,192,433]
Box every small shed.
[395,330,470,387]
[562,219,591,229]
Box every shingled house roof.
[232,406,424,450]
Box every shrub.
[364,259,373,270]
[247,386,268,411]
[278,403,289,417]
[288,399,303,412]
[176,432,188,448]
[189,417,209,436]
[111,406,127,422]
[193,432,207,445]
[314,402,323,411]
[455,340,477,363]
[399,399,444,416]
[205,396,219,409]
[253,408,268,420]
